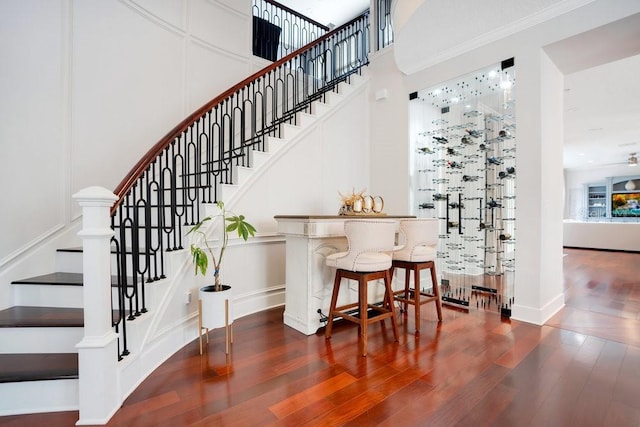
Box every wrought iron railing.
[376,0,394,50]
[109,12,370,359]
[252,0,329,62]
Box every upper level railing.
[376,0,394,50]
[252,0,329,61]
[109,11,371,359]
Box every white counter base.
[563,220,640,252]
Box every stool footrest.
[393,290,438,305]
[333,304,394,325]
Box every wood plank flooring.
[1,248,640,426]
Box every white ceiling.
[563,53,640,170]
[277,1,640,170]
[277,0,369,28]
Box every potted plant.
[188,201,255,352]
[188,201,256,290]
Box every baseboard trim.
[510,292,565,325]
[563,246,640,254]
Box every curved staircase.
[0,68,370,417]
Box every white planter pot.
[199,285,233,329]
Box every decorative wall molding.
[188,35,249,64]
[62,0,74,230]
[0,224,66,270]
[119,0,188,37]
[204,0,250,20]
[121,0,249,60]
[398,0,597,75]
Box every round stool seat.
[393,245,436,263]
[327,251,392,272]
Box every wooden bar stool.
[390,218,442,334]
[325,220,399,356]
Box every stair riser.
[13,285,120,308]
[57,248,183,280]
[56,250,130,275]
[0,327,83,354]
[0,379,78,416]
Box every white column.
[511,49,565,324]
[72,186,121,425]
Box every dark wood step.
[0,353,78,383]
[0,306,84,328]
[12,272,92,286]
[0,306,128,328]
[57,246,153,256]
[11,272,130,288]
[56,247,83,253]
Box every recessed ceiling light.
[588,128,604,131]
[566,107,578,112]
[578,153,585,156]
[587,160,594,163]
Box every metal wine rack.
[410,62,516,316]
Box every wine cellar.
[410,60,517,317]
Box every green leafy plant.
[187,201,256,290]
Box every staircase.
[0,70,370,417]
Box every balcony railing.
[376,0,394,50]
[252,0,329,62]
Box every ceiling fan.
[598,152,638,168]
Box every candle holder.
[338,189,386,216]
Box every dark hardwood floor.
[1,248,639,426]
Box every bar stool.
[325,220,399,356]
[390,218,442,334]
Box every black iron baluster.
[446,193,450,234]
[458,193,463,235]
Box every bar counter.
[563,220,640,252]
[274,215,414,335]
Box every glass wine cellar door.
[410,60,516,317]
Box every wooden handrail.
[111,11,369,215]
[260,0,330,32]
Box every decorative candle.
[353,198,363,212]
[363,195,373,212]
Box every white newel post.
[73,186,120,426]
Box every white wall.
[367,48,410,214]
[0,0,262,309]
[0,1,70,274]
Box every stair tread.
[0,306,84,327]
[11,272,124,287]
[12,272,86,286]
[57,246,153,255]
[0,353,78,383]
[56,247,83,253]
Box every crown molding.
[399,0,596,75]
